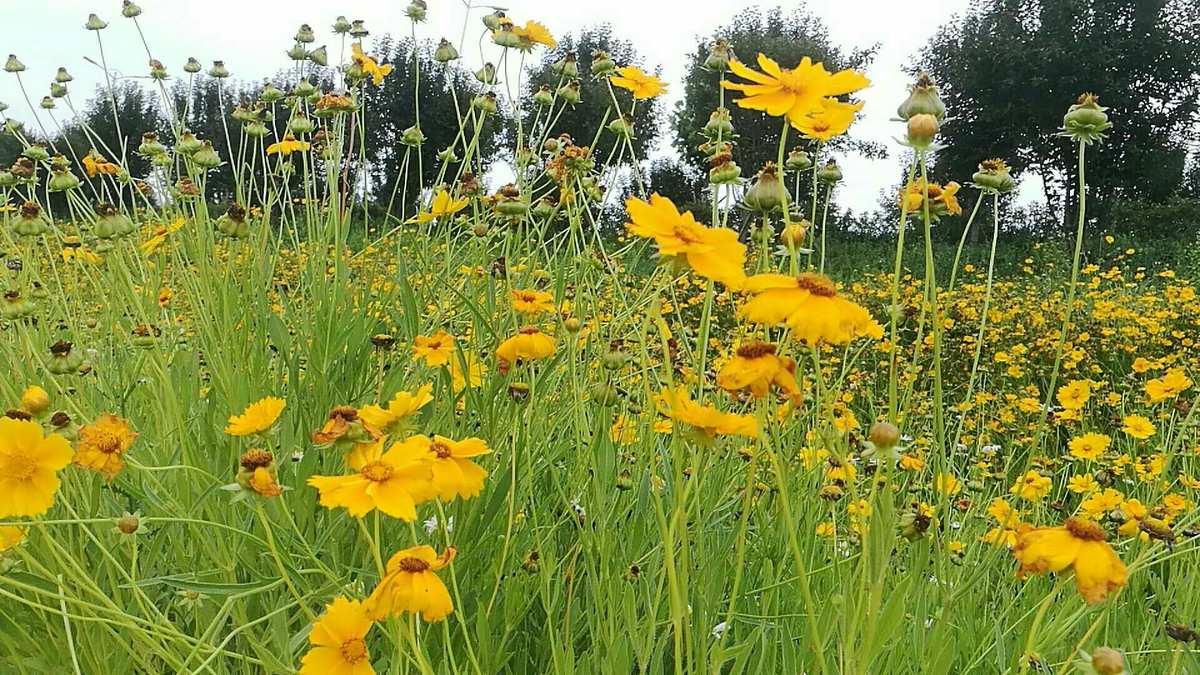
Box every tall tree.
[917,0,1200,232]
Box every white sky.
[0,0,1042,213]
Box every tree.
[523,25,664,166]
[672,5,878,181]
[917,0,1200,232]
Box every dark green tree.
[917,0,1200,232]
[673,5,878,180]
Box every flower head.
[625,194,746,288]
[900,179,962,219]
[397,435,490,501]
[73,414,137,481]
[737,273,882,345]
[1069,433,1111,461]
[307,440,431,520]
[511,289,554,315]
[366,545,456,621]
[266,134,310,156]
[513,20,556,49]
[358,384,434,436]
[225,397,286,436]
[496,327,556,368]
[414,330,455,367]
[716,342,802,402]
[656,387,758,441]
[610,66,667,99]
[1121,415,1155,440]
[408,190,468,224]
[0,418,73,517]
[1014,517,1127,604]
[351,43,393,86]
[299,596,375,675]
[722,54,869,129]
[793,98,862,141]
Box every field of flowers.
[1,2,1199,674]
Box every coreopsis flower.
[408,190,468,224]
[239,449,283,498]
[513,20,556,49]
[655,387,758,441]
[935,473,962,495]
[1145,367,1191,403]
[721,54,869,128]
[394,435,490,501]
[511,289,554,315]
[0,418,73,517]
[736,273,882,345]
[72,414,138,481]
[413,330,455,367]
[1120,415,1155,440]
[139,217,185,256]
[715,342,802,402]
[82,149,120,177]
[1014,517,1127,604]
[298,596,375,675]
[625,194,746,288]
[19,386,50,416]
[307,440,430,519]
[366,545,456,621]
[1069,433,1111,461]
[358,384,433,436]
[266,134,311,156]
[1009,470,1052,501]
[496,327,557,368]
[610,66,667,99]
[0,526,26,552]
[451,354,487,392]
[900,179,962,219]
[312,407,380,448]
[1057,380,1092,410]
[981,498,1023,548]
[793,98,862,141]
[351,43,393,86]
[225,397,286,436]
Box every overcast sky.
[3,0,1043,213]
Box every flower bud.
[176,130,202,155]
[121,1,142,18]
[207,61,230,79]
[472,93,498,115]
[475,63,498,85]
[434,38,459,63]
[868,421,901,449]
[40,96,56,110]
[47,341,84,375]
[14,202,50,237]
[608,115,634,139]
[704,38,735,71]
[116,512,141,535]
[743,163,788,213]
[55,67,73,83]
[897,73,946,121]
[590,383,620,407]
[552,53,579,78]
[84,14,109,30]
[48,169,80,192]
[906,113,939,148]
[972,158,1015,193]
[4,55,26,73]
[532,85,554,107]
[189,141,221,169]
[703,107,734,138]
[816,159,843,184]
[215,203,249,238]
[1062,93,1111,144]
[785,148,812,171]
[350,20,369,39]
[332,16,352,34]
[294,23,315,44]
[564,317,582,333]
[20,386,50,415]
[401,125,426,147]
[557,80,582,105]
[183,57,202,74]
[147,60,168,81]
[781,219,809,248]
[406,0,428,23]
[590,50,615,76]
[1081,646,1127,675]
[492,25,522,49]
[307,46,328,67]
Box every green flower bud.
[332,16,352,34]
[48,169,80,192]
[551,53,578,78]
[1062,93,1112,145]
[434,38,459,63]
[307,46,328,67]
[492,26,522,49]
[400,125,426,147]
[294,23,315,44]
[532,85,554,107]
[703,38,735,71]
[47,341,84,376]
[744,163,788,212]
[190,141,222,169]
[709,157,741,185]
[39,96,56,110]
[405,0,428,22]
[286,43,307,61]
[971,158,1016,193]
[590,50,615,76]
[350,20,369,38]
[148,60,168,80]
[482,11,505,31]
[590,383,620,407]
[472,93,498,115]
[50,83,68,98]
[183,57,202,74]
[121,1,142,18]
[287,114,314,135]
[897,73,946,121]
[55,67,73,83]
[0,291,36,320]
[22,144,50,162]
[608,115,634,139]
[84,14,108,30]
[816,159,843,184]
[207,61,230,79]
[259,83,285,103]
[176,130,202,155]
[475,63,498,85]
[4,55,26,73]
[556,80,582,105]
[215,203,249,238]
[906,113,940,149]
[785,148,812,171]
[703,107,734,138]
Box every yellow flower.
[366,545,456,622]
[307,440,430,520]
[225,397,286,436]
[793,98,862,141]
[266,134,311,156]
[414,330,456,367]
[511,288,555,315]
[82,149,120,177]
[395,435,490,501]
[1080,489,1124,518]
[358,384,434,436]
[900,179,962,218]
[1131,357,1156,374]
[513,20,556,49]
[299,596,375,675]
[249,467,283,498]
[715,342,802,402]
[625,194,746,288]
[0,418,74,517]
[19,385,50,415]
[1068,432,1110,461]
[1014,518,1127,604]
[139,217,185,255]
[655,387,758,440]
[351,43,393,86]
[610,66,667,99]
[1121,414,1155,440]
[0,526,26,552]
[1009,470,1051,501]
[496,327,557,367]
[815,522,836,537]
[935,473,962,495]
[737,273,882,345]
[451,353,487,393]
[721,54,869,128]
[609,415,638,445]
[73,414,138,481]
[1056,380,1092,410]
[1145,367,1191,403]
[408,190,468,224]
[1067,474,1098,493]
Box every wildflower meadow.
[1,2,1199,673]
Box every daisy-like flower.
[737,272,882,345]
[298,596,375,675]
[225,397,286,436]
[496,327,557,368]
[513,20,556,49]
[1068,432,1110,461]
[610,65,667,99]
[0,418,74,517]
[82,148,121,177]
[793,98,862,141]
[1009,470,1051,501]
[307,440,430,520]
[365,545,456,622]
[715,342,802,402]
[721,54,869,128]
[1014,517,1127,604]
[900,179,962,219]
[1121,414,1155,440]
[351,43,393,86]
[1145,367,1191,403]
[394,435,490,501]
[358,384,434,436]
[413,330,455,367]
[139,217,185,256]
[1056,380,1092,410]
[239,449,284,498]
[408,190,468,224]
[451,354,487,393]
[266,134,311,156]
[0,526,26,552]
[72,413,138,481]
[511,288,554,315]
[656,387,759,441]
[625,194,746,288]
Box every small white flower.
[570,498,586,517]
[711,621,728,639]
